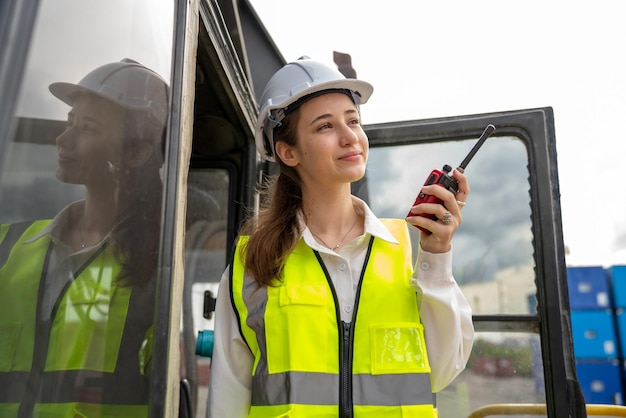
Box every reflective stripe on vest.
[0,220,151,417]
[231,219,437,417]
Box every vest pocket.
[370,323,431,374]
[278,283,327,306]
[46,282,130,372]
[266,284,334,372]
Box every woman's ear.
[125,142,155,168]
[274,141,299,167]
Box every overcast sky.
[250,0,626,268]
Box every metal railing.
[468,403,626,417]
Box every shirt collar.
[23,200,117,253]
[355,195,399,244]
[23,200,85,245]
[300,195,399,250]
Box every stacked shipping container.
[568,265,626,405]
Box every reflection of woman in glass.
[0,59,167,417]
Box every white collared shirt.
[208,197,474,418]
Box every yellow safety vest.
[231,219,437,417]
[0,220,152,418]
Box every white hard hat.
[255,56,373,162]
[49,58,169,126]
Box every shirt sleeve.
[208,266,253,418]
[409,246,474,392]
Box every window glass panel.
[185,168,229,330]
[182,168,230,417]
[437,331,545,416]
[0,0,174,416]
[368,136,535,315]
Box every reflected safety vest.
[231,219,437,417]
[0,220,153,418]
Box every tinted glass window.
[0,1,174,415]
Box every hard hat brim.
[49,82,92,107]
[49,81,148,111]
[49,81,168,126]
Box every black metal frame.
[149,0,189,415]
[364,107,583,417]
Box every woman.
[208,57,473,417]
[0,59,167,417]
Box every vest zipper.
[340,321,354,418]
[341,236,373,418]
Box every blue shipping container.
[571,310,617,359]
[576,359,623,405]
[567,266,610,310]
[609,265,626,309]
[613,310,626,358]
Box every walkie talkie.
[407,124,496,233]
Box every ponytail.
[241,111,302,286]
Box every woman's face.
[55,94,125,187]
[282,92,368,189]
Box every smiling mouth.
[58,154,76,164]
[339,152,361,160]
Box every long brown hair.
[113,109,164,288]
[241,109,303,287]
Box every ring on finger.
[441,211,452,225]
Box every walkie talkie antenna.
[457,124,496,173]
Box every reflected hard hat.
[255,56,373,162]
[49,58,169,126]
